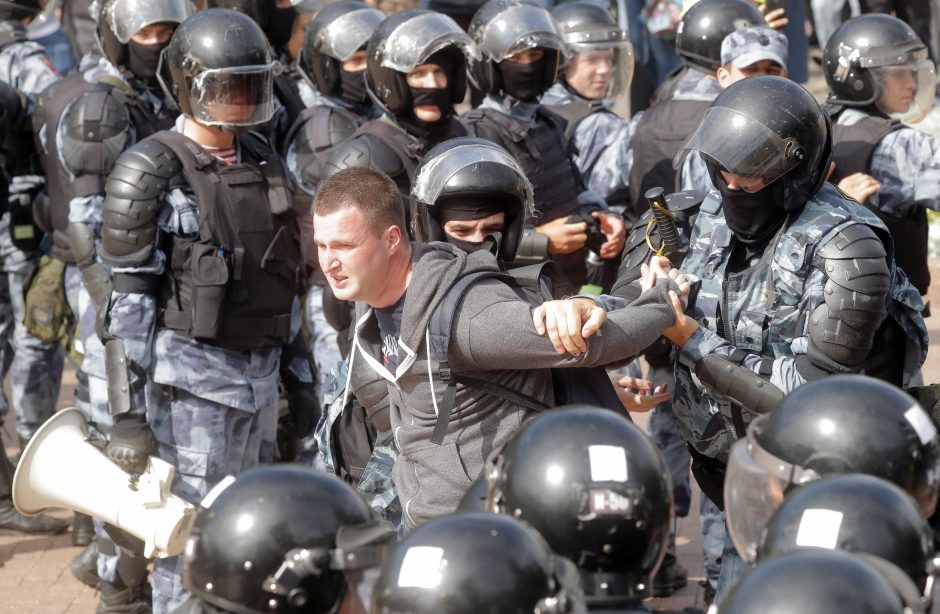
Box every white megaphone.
[12,407,197,558]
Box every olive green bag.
[23,255,77,356]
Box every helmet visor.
[873,59,937,124]
[188,64,277,128]
[674,106,808,182]
[316,8,384,62]
[563,42,634,100]
[411,142,534,210]
[381,12,479,73]
[480,4,566,62]
[106,0,191,44]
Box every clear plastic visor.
[381,12,479,73]
[189,64,276,128]
[411,142,534,209]
[106,0,191,43]
[480,4,566,62]
[674,106,805,181]
[873,59,937,124]
[564,42,633,100]
[316,8,384,62]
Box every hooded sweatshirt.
[346,242,678,527]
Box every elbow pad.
[696,353,784,415]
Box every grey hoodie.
[345,242,678,527]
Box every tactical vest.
[545,97,596,142]
[282,103,368,185]
[149,131,304,352]
[674,188,927,460]
[273,70,307,143]
[627,97,710,219]
[828,110,929,295]
[35,75,172,263]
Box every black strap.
[112,272,159,294]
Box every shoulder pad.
[62,88,131,191]
[324,134,405,180]
[100,137,182,266]
[666,190,706,212]
[817,223,886,260]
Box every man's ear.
[385,224,403,251]
[716,66,731,89]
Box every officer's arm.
[290,108,362,193]
[0,80,26,140]
[13,46,59,101]
[279,332,320,440]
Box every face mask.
[398,86,453,137]
[339,68,368,106]
[499,57,549,101]
[709,163,788,245]
[126,39,166,88]
[265,6,297,48]
[445,233,502,257]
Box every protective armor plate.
[325,131,408,181]
[349,350,391,433]
[816,223,887,260]
[100,138,182,266]
[62,89,131,192]
[294,105,365,186]
[695,354,784,415]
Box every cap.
[721,26,788,69]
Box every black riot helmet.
[724,375,940,564]
[757,474,935,591]
[372,512,586,614]
[184,465,396,614]
[551,2,633,101]
[0,0,40,20]
[297,1,383,104]
[158,9,278,129]
[486,407,672,602]
[715,550,907,614]
[93,0,191,86]
[410,137,533,263]
[675,0,764,72]
[206,0,297,48]
[365,9,477,117]
[676,76,832,210]
[824,14,937,124]
[468,0,566,100]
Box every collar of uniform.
[481,93,539,125]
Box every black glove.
[284,381,319,439]
[107,413,156,476]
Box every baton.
[644,187,682,262]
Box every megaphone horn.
[12,407,196,558]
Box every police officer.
[542,2,634,213]
[0,0,62,452]
[97,9,314,612]
[823,14,940,311]
[176,465,396,614]
[485,407,671,613]
[323,9,475,203]
[462,0,624,290]
[372,512,586,614]
[654,76,928,596]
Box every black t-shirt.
[375,292,406,375]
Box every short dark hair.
[314,167,406,236]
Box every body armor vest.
[828,110,928,294]
[36,76,172,263]
[273,69,307,145]
[545,96,596,142]
[283,102,368,185]
[628,97,709,219]
[150,131,303,352]
[674,189,926,460]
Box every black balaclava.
[265,5,296,48]
[707,162,788,246]
[498,55,548,101]
[398,49,457,138]
[436,194,508,254]
[339,66,369,106]
[126,39,167,88]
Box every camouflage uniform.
[103,116,306,613]
[540,82,636,211]
[0,21,63,441]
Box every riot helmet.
[371,512,586,614]
[457,476,489,512]
[824,14,936,124]
[92,0,191,88]
[0,0,39,21]
[675,0,764,72]
[411,137,533,262]
[206,0,297,49]
[714,550,907,614]
[365,9,477,120]
[486,406,672,602]
[552,2,633,101]
[184,465,396,614]
[297,1,383,106]
[757,474,934,592]
[158,9,278,129]
[675,76,831,212]
[469,0,567,101]
[724,375,940,564]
